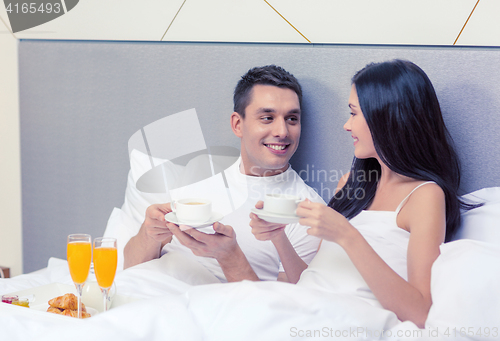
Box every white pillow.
[454,187,500,244]
[103,207,140,271]
[103,150,172,270]
[462,186,500,204]
[426,240,500,335]
[122,150,174,226]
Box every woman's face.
[344,84,377,159]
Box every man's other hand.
[167,222,237,261]
[249,200,286,241]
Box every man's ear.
[230,111,243,138]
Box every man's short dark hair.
[233,65,302,118]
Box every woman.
[251,59,475,328]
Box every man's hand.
[250,200,308,284]
[123,203,173,269]
[168,222,260,282]
[141,203,173,243]
[167,222,237,261]
[249,201,286,241]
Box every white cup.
[171,198,212,223]
[263,194,302,216]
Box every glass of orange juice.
[67,234,92,318]
[93,237,117,312]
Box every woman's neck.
[376,157,414,187]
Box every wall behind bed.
[19,41,500,273]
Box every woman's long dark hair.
[329,59,478,242]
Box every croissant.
[48,293,78,310]
[47,306,91,318]
[62,309,91,319]
[47,305,91,318]
[47,306,64,314]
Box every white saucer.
[251,208,300,225]
[165,211,224,229]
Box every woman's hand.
[296,199,354,245]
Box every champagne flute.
[93,237,117,312]
[67,234,92,319]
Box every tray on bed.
[2,282,140,317]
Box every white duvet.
[2,188,500,341]
[1,239,499,341]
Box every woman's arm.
[254,172,352,283]
[297,183,445,328]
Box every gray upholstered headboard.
[19,41,500,272]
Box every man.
[123,65,324,283]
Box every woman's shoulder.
[408,181,444,200]
[398,181,446,234]
[402,181,445,216]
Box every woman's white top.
[297,181,436,306]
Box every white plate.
[165,211,224,229]
[250,208,300,224]
[31,303,99,317]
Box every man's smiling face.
[231,84,301,177]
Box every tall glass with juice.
[67,234,92,318]
[93,237,117,312]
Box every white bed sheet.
[2,238,499,341]
[0,256,401,341]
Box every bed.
[1,189,499,341]
[3,41,500,340]
[2,114,500,340]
